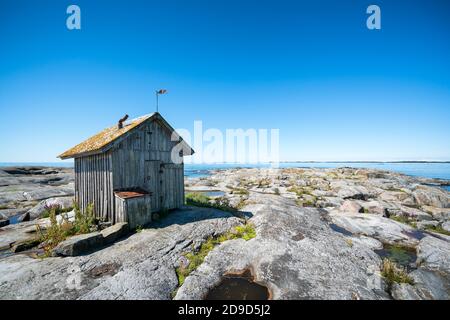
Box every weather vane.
[156,89,167,113]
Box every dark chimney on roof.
[118,114,129,129]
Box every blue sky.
[0,0,449,162]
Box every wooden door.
[144,160,162,212]
[160,163,184,210]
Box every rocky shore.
[0,166,449,300]
[0,166,74,224]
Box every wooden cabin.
[59,113,194,228]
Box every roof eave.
[58,148,108,160]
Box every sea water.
[1,162,450,183]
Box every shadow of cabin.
[59,113,194,229]
[150,207,254,229]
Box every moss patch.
[175,223,256,287]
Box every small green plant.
[73,203,96,234]
[135,225,143,233]
[345,238,354,247]
[41,211,50,218]
[175,223,256,287]
[234,223,257,240]
[381,258,414,290]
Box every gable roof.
[59,113,194,159]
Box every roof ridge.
[58,112,193,160]
[58,113,156,159]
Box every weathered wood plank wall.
[114,196,127,224]
[75,153,114,221]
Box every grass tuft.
[185,192,244,213]
[185,192,210,206]
[381,258,414,290]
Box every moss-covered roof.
[58,114,153,159]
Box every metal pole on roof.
[155,89,167,114]
[156,91,159,113]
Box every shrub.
[36,202,97,257]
